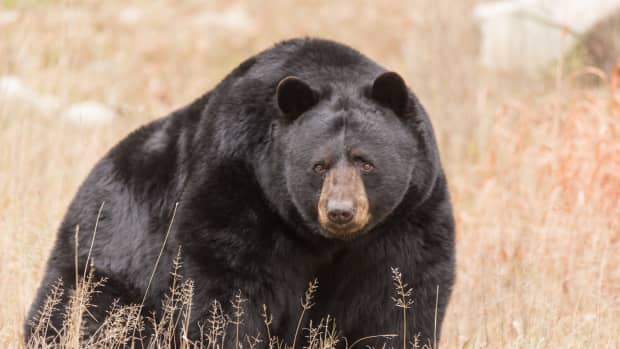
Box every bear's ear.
[276,76,318,118]
[371,72,409,115]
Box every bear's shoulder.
[101,92,209,190]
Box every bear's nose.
[327,200,355,225]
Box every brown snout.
[327,199,354,225]
[318,165,370,238]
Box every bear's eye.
[359,161,375,173]
[313,163,327,174]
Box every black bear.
[26,38,455,347]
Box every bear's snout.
[326,199,355,225]
[317,165,370,238]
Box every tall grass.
[25,244,415,348]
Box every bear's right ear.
[276,76,318,118]
[371,71,409,115]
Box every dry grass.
[443,85,620,348]
[1,0,619,348]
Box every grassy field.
[1,0,619,348]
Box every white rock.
[0,10,18,26]
[196,5,256,34]
[474,0,620,74]
[0,76,62,115]
[62,101,116,125]
[0,76,36,101]
[118,7,143,25]
[0,76,114,123]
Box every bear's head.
[261,70,439,241]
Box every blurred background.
[1,0,619,348]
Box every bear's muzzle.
[317,165,370,239]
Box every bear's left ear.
[371,71,409,115]
[276,76,318,118]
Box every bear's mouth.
[319,220,370,240]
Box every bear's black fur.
[26,38,455,347]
